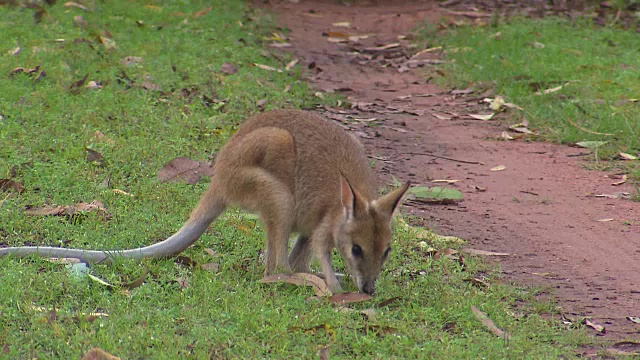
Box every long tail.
[0,194,227,264]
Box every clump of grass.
[0,1,593,358]
[432,17,640,163]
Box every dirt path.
[264,0,640,338]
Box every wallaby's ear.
[374,182,411,217]
[340,176,356,219]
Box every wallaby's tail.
[0,193,227,264]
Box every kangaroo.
[1,110,409,294]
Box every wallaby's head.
[337,177,410,295]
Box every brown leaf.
[122,267,147,289]
[64,1,89,11]
[157,157,213,185]
[260,273,331,297]
[203,248,217,257]
[10,65,41,77]
[0,179,24,194]
[25,200,111,219]
[220,62,237,74]
[70,74,89,90]
[328,292,372,305]
[253,63,282,73]
[175,277,190,289]
[317,346,330,360]
[256,99,267,107]
[193,6,212,17]
[48,305,57,324]
[175,255,197,268]
[73,15,88,27]
[583,318,606,333]
[471,305,511,339]
[140,81,161,92]
[86,147,104,165]
[81,348,120,360]
[201,262,219,273]
[8,47,21,56]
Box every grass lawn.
[1,1,591,358]
[431,17,640,178]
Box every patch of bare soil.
[262,0,640,338]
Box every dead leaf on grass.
[535,81,574,95]
[193,6,212,17]
[175,255,197,268]
[360,308,377,321]
[9,65,41,77]
[73,15,88,27]
[317,346,330,360]
[471,305,511,339]
[175,277,190,289]
[201,262,219,273]
[157,157,213,185]
[285,58,299,71]
[122,267,147,289]
[204,248,217,257]
[8,47,21,56]
[619,152,638,160]
[490,165,506,172]
[0,179,24,194]
[98,36,116,50]
[260,273,331,297]
[253,63,282,73]
[583,318,606,334]
[220,62,237,74]
[328,292,372,305]
[86,81,102,89]
[69,74,89,90]
[86,147,104,165]
[64,1,89,11]
[489,96,505,112]
[25,200,111,219]
[81,348,120,360]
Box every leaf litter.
[156,157,213,184]
[260,273,331,297]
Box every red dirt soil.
[263,0,640,338]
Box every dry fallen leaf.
[619,152,638,160]
[201,262,219,273]
[489,96,505,112]
[25,200,111,219]
[500,131,514,140]
[253,63,282,73]
[157,157,213,185]
[328,292,372,305]
[332,21,351,27]
[8,47,21,56]
[64,1,89,11]
[490,165,506,172]
[81,348,120,360]
[193,6,212,17]
[73,15,88,27]
[260,273,331,297]
[220,62,237,74]
[86,147,104,165]
[431,179,460,184]
[468,113,494,121]
[175,277,190,289]
[285,58,299,71]
[0,179,25,194]
[596,218,614,222]
[122,267,148,289]
[583,318,606,334]
[611,174,627,186]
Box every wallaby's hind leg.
[289,235,311,272]
[214,127,297,275]
[222,167,294,274]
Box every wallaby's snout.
[361,280,376,295]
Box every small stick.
[471,305,511,340]
[409,152,482,165]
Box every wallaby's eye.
[352,244,363,257]
[384,247,391,258]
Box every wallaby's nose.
[362,282,376,295]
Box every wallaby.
[1,110,409,294]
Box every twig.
[409,152,483,165]
[566,118,615,136]
[0,192,12,210]
[471,305,511,340]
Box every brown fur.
[0,110,409,294]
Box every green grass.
[430,17,640,167]
[0,1,593,358]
